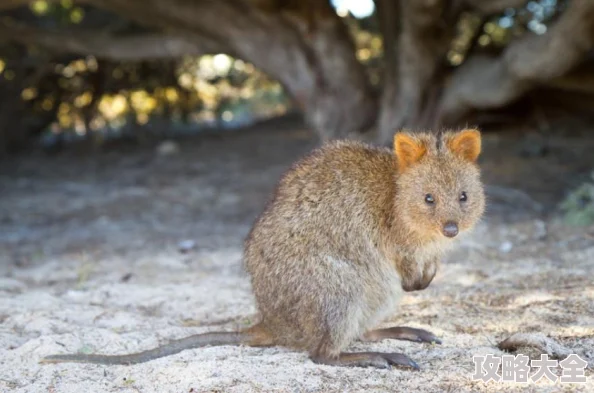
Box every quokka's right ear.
[446,128,481,162]
[393,132,427,172]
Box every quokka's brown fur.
[42,129,485,369]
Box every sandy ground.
[1,122,593,393]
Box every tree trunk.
[377,0,456,144]
[287,11,378,140]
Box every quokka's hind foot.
[310,351,420,370]
[364,326,442,344]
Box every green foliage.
[30,0,85,25]
[560,172,594,226]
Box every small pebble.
[178,240,197,253]
[120,273,133,282]
[156,140,180,156]
[499,241,513,253]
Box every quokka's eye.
[425,194,435,204]
[460,191,468,202]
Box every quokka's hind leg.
[309,332,419,370]
[363,326,442,344]
[310,351,419,370]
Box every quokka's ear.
[446,129,481,162]
[393,132,427,172]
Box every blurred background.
[0,0,592,153]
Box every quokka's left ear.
[446,128,481,162]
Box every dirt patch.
[1,124,593,392]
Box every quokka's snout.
[442,221,459,238]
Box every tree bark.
[0,23,225,60]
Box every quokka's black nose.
[443,221,459,238]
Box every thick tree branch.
[0,22,226,60]
[82,0,314,89]
[438,0,594,124]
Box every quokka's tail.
[41,324,272,365]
